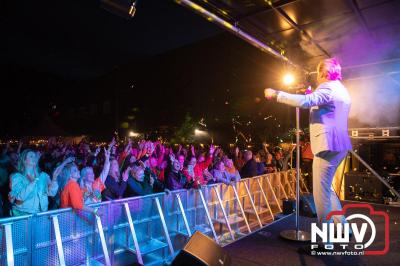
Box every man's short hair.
[318,58,342,81]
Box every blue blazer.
[277,80,352,155]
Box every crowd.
[0,137,295,217]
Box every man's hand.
[264,88,278,100]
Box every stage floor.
[224,202,400,266]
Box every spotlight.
[194,129,209,138]
[129,131,139,137]
[194,129,205,136]
[283,73,295,86]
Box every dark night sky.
[1,0,223,78]
[0,0,311,142]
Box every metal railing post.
[123,202,143,265]
[3,223,14,266]
[198,189,219,244]
[213,186,235,240]
[175,194,192,237]
[243,182,263,228]
[50,215,66,266]
[231,184,251,233]
[265,175,283,213]
[154,197,175,257]
[95,214,111,266]
[256,178,275,221]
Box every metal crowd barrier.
[0,169,297,266]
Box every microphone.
[294,85,312,94]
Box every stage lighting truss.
[101,0,138,19]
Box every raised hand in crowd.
[209,144,215,155]
[190,145,195,157]
[61,144,67,154]
[177,144,182,155]
[159,144,166,155]
[138,140,145,150]
[17,140,23,154]
[262,142,270,154]
[52,156,75,182]
[124,139,132,154]
[2,141,10,155]
[94,146,101,157]
[169,153,176,163]
[122,167,130,182]
[109,137,116,149]
[214,147,221,157]
[149,174,155,187]
[234,147,239,157]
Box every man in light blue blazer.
[265,58,352,228]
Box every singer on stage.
[265,58,352,228]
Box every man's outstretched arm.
[265,86,333,108]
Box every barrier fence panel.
[269,172,287,200]
[0,215,31,266]
[240,179,263,229]
[187,188,219,244]
[111,193,172,266]
[33,203,110,266]
[298,168,309,194]
[163,190,191,254]
[247,177,273,225]
[202,184,234,244]
[218,183,250,240]
[0,170,298,266]
[255,177,275,223]
[287,170,297,198]
[260,174,283,214]
[280,171,294,199]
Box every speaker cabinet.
[299,193,317,217]
[171,231,231,266]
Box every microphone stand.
[280,106,311,241]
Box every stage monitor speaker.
[171,231,231,266]
[282,198,295,215]
[299,193,317,217]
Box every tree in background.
[171,113,197,144]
